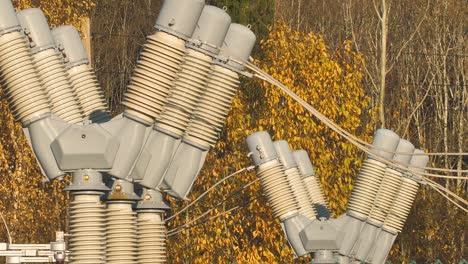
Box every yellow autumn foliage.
[167,22,377,263]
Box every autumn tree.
[166,22,376,263]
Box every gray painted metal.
[65,169,109,192]
[0,0,21,35]
[409,149,430,176]
[51,123,119,170]
[218,23,256,71]
[246,131,278,166]
[273,140,297,169]
[52,25,89,68]
[369,129,400,160]
[16,9,55,52]
[280,214,312,257]
[293,150,316,177]
[154,0,205,40]
[107,179,140,201]
[299,219,342,251]
[137,189,171,210]
[392,139,415,166]
[189,5,231,56]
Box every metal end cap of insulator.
[217,23,256,71]
[392,139,415,167]
[188,5,231,56]
[52,25,89,68]
[107,179,141,201]
[246,131,278,166]
[409,149,429,176]
[292,150,316,177]
[64,170,110,192]
[16,8,55,52]
[0,0,21,35]
[154,0,205,40]
[137,189,171,210]
[273,140,297,169]
[369,129,400,161]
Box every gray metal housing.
[189,5,231,56]
[246,131,278,166]
[0,0,21,35]
[16,8,56,52]
[217,23,257,71]
[51,25,89,68]
[154,0,205,40]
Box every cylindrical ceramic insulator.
[256,160,300,220]
[347,159,387,218]
[137,211,166,264]
[32,48,83,123]
[123,31,186,123]
[383,178,419,232]
[68,192,106,264]
[303,176,328,208]
[156,48,213,136]
[67,64,109,123]
[106,202,137,264]
[367,168,403,224]
[0,31,51,123]
[184,64,239,147]
[284,167,317,220]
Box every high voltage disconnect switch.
[0,0,432,263]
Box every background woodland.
[0,0,465,263]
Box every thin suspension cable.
[166,166,255,221]
[426,183,468,213]
[0,210,12,244]
[423,178,468,206]
[245,62,468,177]
[168,194,264,237]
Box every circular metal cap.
[370,129,400,160]
[0,0,21,35]
[154,0,205,40]
[392,139,415,167]
[17,8,56,52]
[273,140,297,169]
[218,23,256,71]
[293,150,316,177]
[246,131,277,166]
[409,149,429,176]
[189,5,231,56]
[52,25,89,67]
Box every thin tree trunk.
[379,0,388,128]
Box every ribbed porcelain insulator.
[0,31,50,123]
[184,64,239,147]
[284,167,317,220]
[303,176,328,207]
[347,159,387,218]
[123,31,186,123]
[68,193,106,264]
[367,168,403,224]
[32,48,83,124]
[157,48,213,136]
[257,160,300,220]
[67,64,109,123]
[383,178,419,232]
[106,202,137,264]
[137,211,166,264]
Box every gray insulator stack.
[136,189,170,264]
[184,23,256,148]
[247,132,299,220]
[156,5,231,136]
[274,141,316,220]
[0,0,51,124]
[65,170,110,264]
[105,180,140,264]
[68,193,106,264]
[52,25,110,123]
[122,0,205,124]
[368,139,415,224]
[293,150,328,208]
[17,9,83,124]
[347,129,400,219]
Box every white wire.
[166,166,255,221]
[245,62,468,178]
[0,210,12,244]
